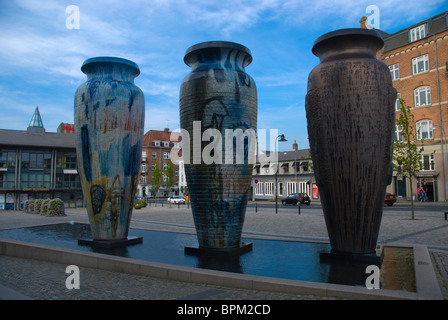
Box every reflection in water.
[197,255,243,273]
[0,223,415,290]
[381,246,416,292]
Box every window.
[0,172,15,188]
[265,182,274,195]
[416,120,433,140]
[389,64,399,80]
[63,153,77,169]
[410,24,426,42]
[164,141,170,147]
[22,151,51,169]
[395,93,401,111]
[23,172,51,188]
[412,54,429,74]
[255,182,264,195]
[151,163,156,170]
[0,151,16,168]
[420,154,435,171]
[152,152,157,159]
[414,86,431,107]
[154,141,160,147]
[163,152,170,159]
[395,125,403,142]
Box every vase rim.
[81,56,140,76]
[312,28,384,56]
[184,41,252,66]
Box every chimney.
[359,16,368,29]
[164,128,169,133]
[292,140,298,151]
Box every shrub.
[47,198,66,216]
[24,200,31,213]
[28,200,35,214]
[41,199,50,216]
[34,199,43,214]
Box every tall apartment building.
[377,11,448,201]
[140,128,180,198]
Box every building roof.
[0,129,76,149]
[143,128,174,146]
[256,149,310,163]
[28,106,44,128]
[383,10,448,53]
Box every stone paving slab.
[0,203,447,300]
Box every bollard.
[255,203,257,213]
[298,202,301,215]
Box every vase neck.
[317,45,378,63]
[312,29,383,63]
[184,42,252,72]
[81,57,140,82]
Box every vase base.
[185,242,253,257]
[78,236,143,249]
[320,249,382,266]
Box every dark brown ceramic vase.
[305,29,396,256]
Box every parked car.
[282,193,311,206]
[384,193,397,206]
[167,196,186,204]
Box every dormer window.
[154,141,160,147]
[409,24,426,42]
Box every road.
[247,201,448,214]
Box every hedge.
[23,198,66,216]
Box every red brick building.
[378,11,448,201]
[139,128,180,198]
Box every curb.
[1,238,435,300]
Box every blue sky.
[0,0,446,151]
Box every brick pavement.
[0,202,447,300]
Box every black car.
[282,193,311,205]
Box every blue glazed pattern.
[74,57,145,240]
[180,42,257,249]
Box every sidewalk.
[0,205,447,300]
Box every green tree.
[151,163,162,198]
[163,160,176,195]
[393,99,427,220]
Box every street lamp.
[275,134,287,213]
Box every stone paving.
[0,201,447,300]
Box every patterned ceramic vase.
[74,57,145,241]
[305,29,396,256]
[180,41,257,250]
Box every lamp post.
[275,134,287,213]
[431,125,447,201]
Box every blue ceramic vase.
[74,57,145,241]
[180,41,257,250]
